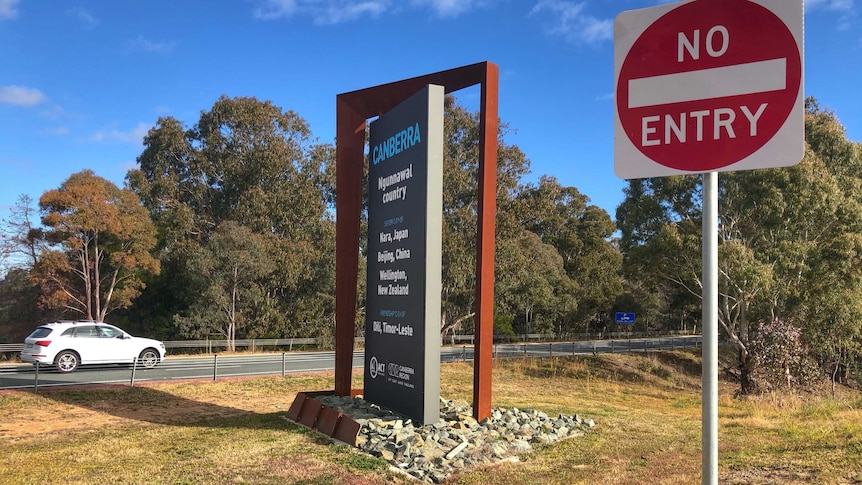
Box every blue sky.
[0,0,859,221]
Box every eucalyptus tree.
[795,100,862,390]
[0,268,47,329]
[616,98,862,393]
[127,96,335,339]
[438,98,530,336]
[129,96,330,243]
[33,170,159,322]
[173,221,275,351]
[440,99,621,337]
[1,195,46,270]
[494,231,577,336]
[515,176,622,332]
[0,195,50,328]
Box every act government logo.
[369,356,385,379]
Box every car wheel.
[138,348,160,368]
[55,351,79,373]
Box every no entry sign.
[614,0,803,179]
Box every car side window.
[77,326,100,338]
[61,328,76,337]
[98,326,122,338]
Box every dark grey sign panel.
[364,85,443,425]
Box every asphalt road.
[0,336,701,391]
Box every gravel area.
[317,395,595,483]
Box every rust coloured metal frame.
[334,61,499,421]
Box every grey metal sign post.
[702,171,719,485]
[614,2,803,483]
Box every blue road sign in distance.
[615,312,636,324]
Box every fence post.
[213,354,218,381]
[549,343,553,358]
[34,362,39,392]
[611,340,615,353]
[282,352,286,377]
[252,339,256,353]
[130,357,137,387]
[462,345,466,362]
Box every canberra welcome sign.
[364,85,444,425]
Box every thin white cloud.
[0,0,19,20]
[40,104,69,120]
[530,0,613,44]
[806,0,854,12]
[129,36,176,53]
[314,2,388,25]
[254,0,388,23]
[0,85,46,106]
[90,122,150,145]
[253,0,298,20]
[252,0,486,23]
[67,7,99,29]
[409,0,487,17]
[44,126,71,136]
[806,0,856,31]
[118,160,139,173]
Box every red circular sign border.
[616,0,802,172]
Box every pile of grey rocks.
[317,395,595,483]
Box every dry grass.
[1,350,860,484]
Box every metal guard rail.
[0,331,697,354]
[0,338,319,353]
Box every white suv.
[20,321,166,373]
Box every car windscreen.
[26,327,53,339]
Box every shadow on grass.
[516,354,651,384]
[29,382,314,434]
[513,351,710,394]
[652,349,703,377]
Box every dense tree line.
[1,95,860,394]
[617,98,862,393]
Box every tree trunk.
[229,264,238,353]
[738,348,757,395]
[93,235,102,322]
[832,359,839,398]
[81,244,94,321]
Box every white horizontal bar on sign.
[628,58,787,108]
